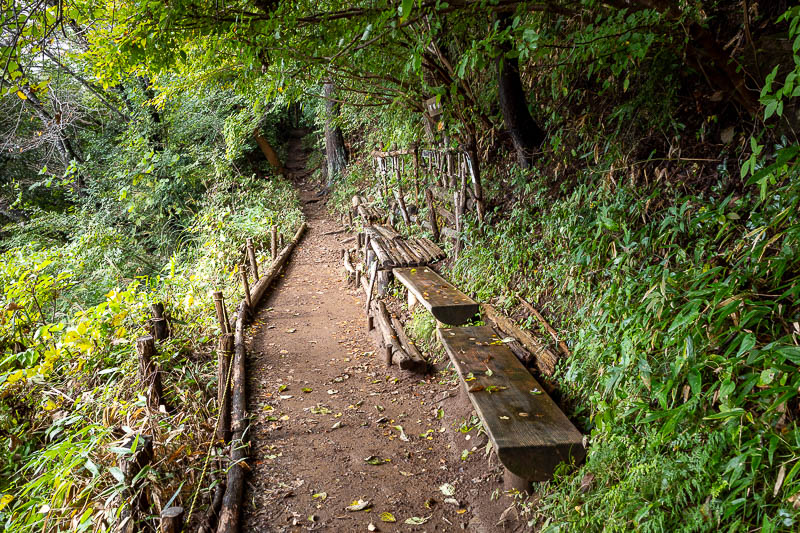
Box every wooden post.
[383,345,393,367]
[160,506,184,533]
[240,266,252,308]
[150,303,168,341]
[365,261,378,313]
[116,434,154,533]
[453,190,462,259]
[216,332,233,443]
[347,208,353,228]
[136,336,164,411]
[279,233,285,249]
[270,226,278,259]
[246,238,259,280]
[212,291,230,335]
[467,138,485,223]
[394,189,411,226]
[413,146,421,205]
[424,189,440,243]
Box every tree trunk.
[19,84,86,194]
[322,82,348,186]
[497,17,545,169]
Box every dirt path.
[242,133,517,532]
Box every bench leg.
[408,291,418,311]
[503,468,532,494]
[383,345,392,367]
[376,270,389,296]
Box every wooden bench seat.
[393,266,478,325]
[365,225,446,269]
[438,325,584,483]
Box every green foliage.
[450,148,800,530]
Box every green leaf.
[400,0,414,21]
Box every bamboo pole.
[246,238,259,280]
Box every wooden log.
[480,303,558,376]
[516,295,572,357]
[249,223,308,307]
[453,190,462,259]
[409,239,436,263]
[216,224,307,533]
[212,292,230,335]
[197,483,225,533]
[369,237,393,268]
[216,305,248,533]
[216,333,233,443]
[376,270,390,297]
[419,237,446,260]
[436,205,455,225]
[150,303,169,341]
[390,315,427,372]
[136,336,164,411]
[246,238,259,280]
[270,226,277,259]
[389,238,414,266]
[397,239,421,265]
[160,506,184,533]
[394,189,411,225]
[413,146,421,203]
[240,266,252,308]
[372,224,400,241]
[116,434,154,533]
[371,300,409,368]
[466,142,485,222]
[364,261,378,313]
[380,238,404,266]
[424,189,440,242]
[343,249,355,285]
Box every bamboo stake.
[240,266,252,308]
[246,238,259,279]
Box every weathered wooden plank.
[437,325,584,481]
[393,266,478,325]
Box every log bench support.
[437,325,585,485]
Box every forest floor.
[241,131,523,532]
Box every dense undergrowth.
[1,77,303,529]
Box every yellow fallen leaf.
[380,512,396,522]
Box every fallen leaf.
[468,385,485,393]
[379,512,396,522]
[302,388,313,393]
[313,492,328,501]
[346,499,371,511]
[287,328,297,333]
[365,456,385,465]
[439,483,455,496]
[444,498,460,506]
[393,425,410,442]
[404,515,431,525]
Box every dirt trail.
[242,132,516,532]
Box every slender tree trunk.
[322,82,348,187]
[497,19,545,169]
[139,77,165,149]
[20,84,86,194]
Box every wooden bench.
[437,325,584,485]
[365,225,445,269]
[393,266,479,326]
